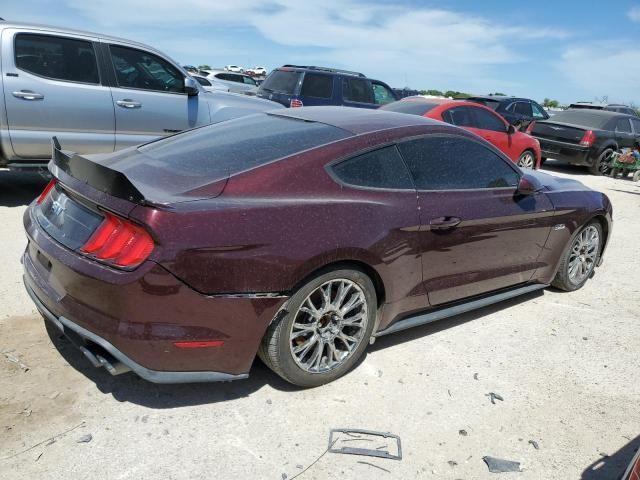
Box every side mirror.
[507,124,516,135]
[184,77,199,97]
[516,174,540,195]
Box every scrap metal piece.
[329,429,402,460]
[482,456,521,473]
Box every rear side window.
[110,45,184,94]
[193,76,211,86]
[615,118,632,133]
[381,101,438,116]
[397,136,519,190]
[15,33,99,84]
[332,146,413,190]
[260,70,300,94]
[442,107,475,128]
[532,103,547,119]
[631,118,640,133]
[138,114,351,178]
[300,73,333,98]
[473,108,506,132]
[342,78,373,103]
[514,102,533,116]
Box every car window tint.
[300,73,333,98]
[110,45,184,94]
[260,70,300,94]
[397,136,519,190]
[242,76,257,85]
[342,78,373,103]
[372,83,397,105]
[332,146,413,189]
[15,33,99,84]
[473,107,506,132]
[631,118,640,133]
[514,102,533,116]
[381,101,438,115]
[531,103,547,119]
[192,76,211,86]
[442,107,475,128]
[615,118,632,133]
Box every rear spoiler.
[50,137,145,204]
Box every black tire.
[258,268,377,387]
[540,157,547,165]
[589,149,614,176]
[610,168,619,178]
[633,170,640,182]
[552,220,603,292]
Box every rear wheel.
[552,220,602,292]
[589,149,614,176]
[517,150,536,169]
[259,268,376,387]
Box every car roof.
[278,65,366,78]
[270,106,442,135]
[555,109,631,119]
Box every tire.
[258,268,377,387]
[589,149,614,176]
[540,157,547,166]
[610,168,619,178]
[517,150,536,169]
[551,220,602,292]
[633,170,640,182]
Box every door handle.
[429,216,461,230]
[116,99,142,108]
[12,90,44,100]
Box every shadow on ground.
[46,290,545,408]
[581,435,640,479]
[0,171,49,207]
[541,161,592,177]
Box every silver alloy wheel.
[567,225,600,285]
[518,151,535,169]
[289,279,368,374]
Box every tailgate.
[531,122,586,144]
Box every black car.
[528,109,640,175]
[256,65,398,109]
[462,95,549,128]
[568,102,639,117]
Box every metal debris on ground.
[287,438,338,480]
[459,429,468,436]
[486,392,504,404]
[528,440,539,450]
[357,461,391,473]
[3,421,86,459]
[329,429,402,460]
[448,460,458,467]
[76,433,92,443]
[482,456,522,473]
[474,373,479,380]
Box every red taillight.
[37,179,57,204]
[580,130,596,147]
[525,121,536,135]
[81,212,154,268]
[290,98,303,108]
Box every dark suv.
[568,102,639,117]
[463,95,549,129]
[256,65,398,108]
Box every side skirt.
[374,283,547,337]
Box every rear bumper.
[536,137,593,166]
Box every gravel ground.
[0,162,638,480]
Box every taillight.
[290,98,303,108]
[37,179,57,204]
[525,121,536,135]
[580,130,596,147]
[81,212,154,268]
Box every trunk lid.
[531,121,588,144]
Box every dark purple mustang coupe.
[23,107,612,387]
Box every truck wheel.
[589,149,614,176]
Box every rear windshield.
[466,98,500,110]
[259,70,300,94]
[381,101,438,116]
[137,114,351,178]
[546,111,612,129]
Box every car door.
[105,43,209,149]
[470,107,520,160]
[341,76,377,109]
[1,29,115,159]
[397,134,554,306]
[613,117,635,149]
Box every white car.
[190,75,229,93]
[251,66,267,76]
[224,65,244,73]
[201,70,258,94]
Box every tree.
[491,92,507,96]
[198,64,211,70]
[423,89,444,97]
[444,90,471,98]
[543,98,560,108]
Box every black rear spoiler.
[50,137,145,204]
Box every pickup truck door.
[0,28,115,159]
[103,42,210,149]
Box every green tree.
[445,90,471,98]
[198,64,211,70]
[424,89,444,97]
[543,98,560,108]
[491,92,507,96]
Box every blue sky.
[3,0,640,105]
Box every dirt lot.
[1,163,638,480]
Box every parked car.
[200,69,258,94]
[182,65,199,74]
[256,65,398,108]
[621,443,640,480]
[190,74,229,92]
[246,66,267,76]
[24,106,612,387]
[382,97,541,168]
[462,95,549,129]
[224,65,243,73]
[0,21,282,169]
[568,101,639,117]
[527,109,640,174]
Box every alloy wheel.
[289,279,368,374]
[518,152,535,169]
[567,225,600,285]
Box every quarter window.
[514,102,533,116]
[342,78,373,104]
[397,136,519,190]
[442,107,475,128]
[332,146,413,190]
[109,45,185,94]
[531,103,547,119]
[473,107,507,132]
[300,73,333,98]
[15,33,99,84]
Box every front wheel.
[589,149,614,176]
[258,268,377,387]
[517,150,536,169]
[552,220,602,292]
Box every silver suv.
[0,21,282,168]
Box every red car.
[382,97,542,169]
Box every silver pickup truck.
[0,21,282,169]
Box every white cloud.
[628,6,640,22]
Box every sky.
[3,0,640,105]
